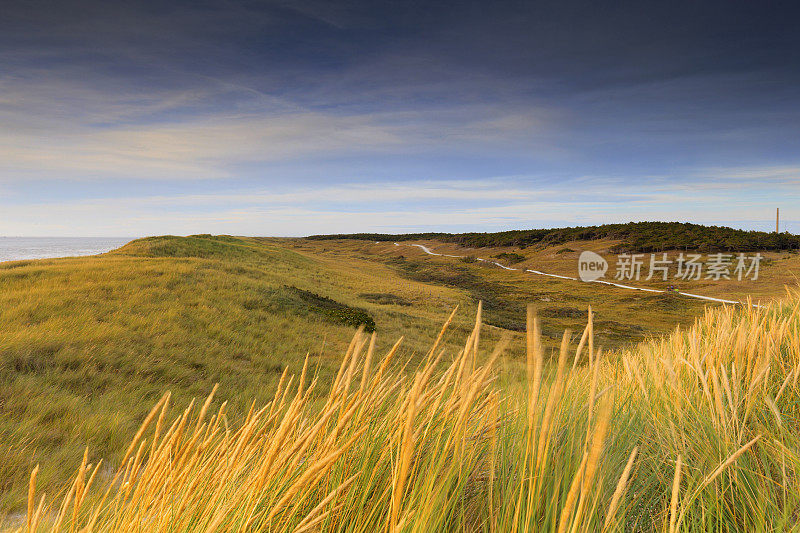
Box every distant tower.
[776,208,780,233]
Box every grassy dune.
[11,293,800,531]
[3,235,799,531]
[285,237,728,346]
[292,236,800,305]
[0,235,492,512]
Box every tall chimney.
[776,207,780,233]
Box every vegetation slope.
[12,292,800,532]
[3,233,798,531]
[0,235,488,512]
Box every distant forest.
[307,222,800,253]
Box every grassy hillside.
[309,221,800,252]
[293,236,799,305]
[3,233,797,530]
[0,235,491,512]
[11,292,800,532]
[286,237,733,345]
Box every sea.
[0,237,133,263]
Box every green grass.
[493,252,526,263]
[0,235,489,512]
[379,253,708,347]
[358,293,413,306]
[271,286,376,332]
[115,234,265,259]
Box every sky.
[1,0,799,237]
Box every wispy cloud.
[1,0,798,235]
[0,69,560,182]
[2,170,797,236]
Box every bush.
[493,252,526,263]
[359,293,413,306]
[285,287,375,332]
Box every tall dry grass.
[13,292,800,532]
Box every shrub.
[286,287,375,332]
[493,252,526,263]
[359,293,413,306]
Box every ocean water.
[0,237,133,263]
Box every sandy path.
[389,242,751,306]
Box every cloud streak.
[0,69,559,182]
[2,169,797,236]
[0,0,799,235]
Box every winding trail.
[388,242,752,306]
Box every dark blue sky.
[1,0,798,235]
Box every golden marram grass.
[14,293,800,532]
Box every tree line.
[307,222,800,253]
